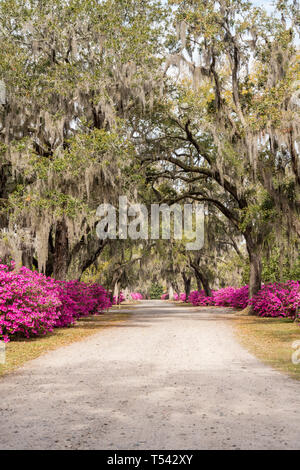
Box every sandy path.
[0,300,299,450]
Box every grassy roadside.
[233,316,300,381]
[0,306,132,378]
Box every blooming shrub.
[55,280,111,327]
[0,268,60,342]
[161,293,169,300]
[188,290,214,306]
[0,264,111,342]
[188,282,299,317]
[130,292,143,300]
[249,281,300,318]
[172,292,186,301]
[188,287,248,308]
[213,285,249,309]
[113,291,125,305]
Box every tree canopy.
[0,0,299,300]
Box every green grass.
[0,308,131,378]
[233,316,300,381]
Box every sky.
[251,0,275,13]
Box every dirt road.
[0,300,299,450]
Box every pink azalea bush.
[130,292,143,300]
[213,285,249,309]
[0,267,60,342]
[0,264,111,342]
[188,282,299,318]
[172,292,187,301]
[249,281,300,318]
[113,291,125,305]
[55,280,111,327]
[161,293,169,300]
[188,286,248,308]
[188,290,214,306]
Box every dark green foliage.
[149,282,164,299]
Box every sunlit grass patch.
[233,316,300,381]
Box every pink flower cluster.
[113,292,125,305]
[130,292,143,300]
[188,286,249,309]
[161,293,169,300]
[213,285,249,309]
[173,292,187,301]
[249,281,300,317]
[188,290,214,306]
[188,281,300,317]
[55,279,111,327]
[188,286,248,308]
[0,264,111,342]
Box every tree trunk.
[111,270,122,303]
[198,272,211,297]
[244,232,263,300]
[21,248,34,270]
[123,287,129,301]
[248,250,262,299]
[196,276,202,291]
[67,235,106,281]
[191,264,211,297]
[53,218,69,280]
[113,281,120,303]
[45,227,55,277]
[182,272,191,301]
[171,280,180,296]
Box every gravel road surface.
[0,300,299,450]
